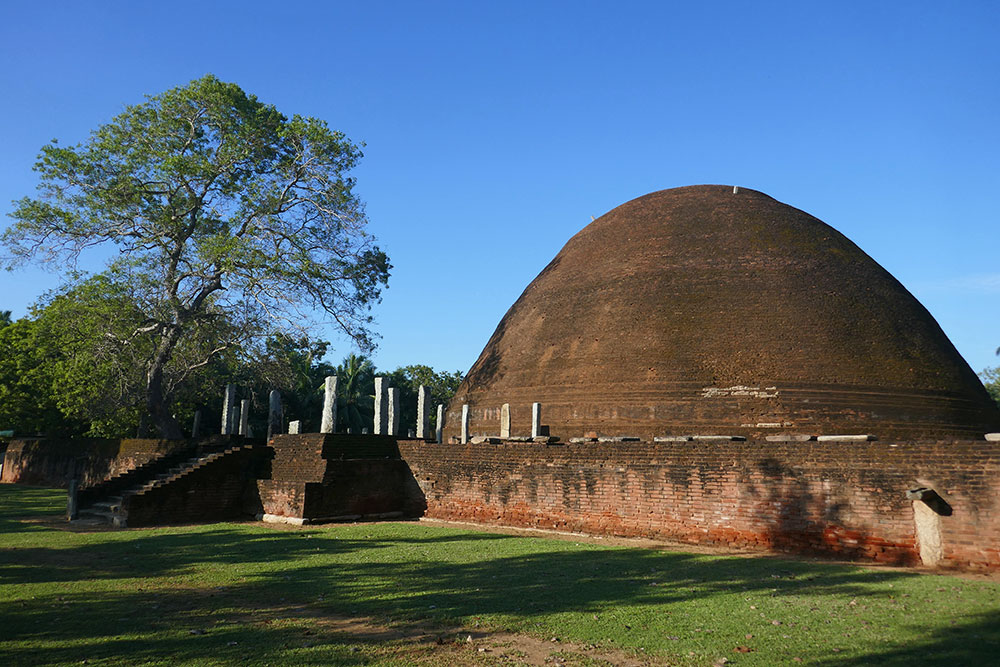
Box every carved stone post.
[266,390,282,442]
[416,385,430,439]
[288,420,301,434]
[238,399,250,436]
[461,404,469,444]
[531,402,541,438]
[388,387,400,436]
[320,375,338,434]
[191,410,202,438]
[436,404,444,444]
[500,403,511,438]
[374,377,388,435]
[221,383,237,435]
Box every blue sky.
[1,1,998,376]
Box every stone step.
[91,500,123,512]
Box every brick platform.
[397,438,1000,570]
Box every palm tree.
[0,310,12,328]
[335,353,375,433]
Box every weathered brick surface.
[125,446,267,527]
[258,434,419,520]
[0,438,190,488]
[397,438,1000,570]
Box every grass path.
[1,485,999,666]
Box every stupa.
[444,185,1000,441]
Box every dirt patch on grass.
[251,603,663,666]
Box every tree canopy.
[3,75,390,437]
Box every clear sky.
[1,1,998,376]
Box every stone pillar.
[238,399,250,436]
[531,402,541,438]
[288,420,301,435]
[221,383,237,435]
[461,404,469,444]
[191,410,202,438]
[266,390,282,442]
[388,387,400,436]
[416,385,430,439]
[436,404,444,444]
[500,403,511,438]
[66,479,79,521]
[320,375,338,434]
[374,377,388,435]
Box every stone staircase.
[76,439,258,527]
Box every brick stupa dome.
[444,185,1000,441]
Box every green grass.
[1,485,999,666]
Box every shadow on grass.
[3,486,999,666]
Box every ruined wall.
[0,438,191,488]
[258,434,422,521]
[125,446,265,527]
[397,438,1000,570]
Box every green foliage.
[381,364,463,434]
[3,75,390,437]
[0,277,244,437]
[980,367,1000,407]
[0,317,86,436]
[334,353,375,433]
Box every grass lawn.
[1,485,999,666]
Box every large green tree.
[3,75,390,438]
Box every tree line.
[0,301,461,439]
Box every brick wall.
[396,439,1000,570]
[0,438,191,488]
[258,434,419,521]
[125,446,266,527]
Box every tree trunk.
[146,328,184,439]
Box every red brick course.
[397,438,1000,570]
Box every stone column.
[66,479,79,521]
[436,404,444,444]
[320,375,338,434]
[191,410,202,438]
[388,387,400,436]
[531,402,541,438]
[238,399,250,436]
[500,403,511,438]
[266,390,282,442]
[461,404,469,444]
[288,420,301,434]
[374,377,388,435]
[416,385,430,439]
[221,383,237,435]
